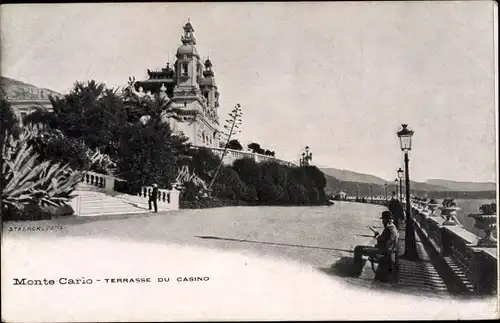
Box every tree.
[288,184,309,205]
[47,80,128,159]
[185,147,221,183]
[241,184,258,202]
[115,117,190,193]
[257,181,283,203]
[23,107,59,129]
[247,142,261,153]
[233,158,260,187]
[213,166,246,200]
[208,103,243,191]
[308,187,320,205]
[227,139,243,150]
[27,126,90,171]
[0,100,20,142]
[259,161,288,188]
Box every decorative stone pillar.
[169,188,181,210]
[104,175,116,193]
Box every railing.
[411,201,497,295]
[206,147,297,167]
[78,171,180,211]
[378,198,497,295]
[137,186,180,210]
[352,197,498,295]
[344,196,388,206]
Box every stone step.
[70,188,154,216]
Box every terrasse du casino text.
[13,276,210,286]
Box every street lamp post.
[300,146,313,166]
[397,167,404,202]
[394,178,399,200]
[356,184,359,201]
[397,124,418,261]
[384,183,388,203]
[369,185,373,203]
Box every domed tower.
[199,57,220,120]
[166,20,220,149]
[175,20,201,90]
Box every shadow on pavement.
[195,235,355,253]
[318,256,360,278]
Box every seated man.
[353,211,399,281]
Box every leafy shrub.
[1,100,21,141]
[288,184,309,205]
[308,187,320,205]
[241,184,258,202]
[27,126,90,170]
[180,180,203,201]
[226,139,243,150]
[479,203,497,215]
[442,198,457,207]
[2,129,83,222]
[233,158,260,187]
[213,166,246,200]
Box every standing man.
[149,183,158,213]
[388,191,404,229]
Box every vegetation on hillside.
[182,156,329,208]
[4,79,332,217]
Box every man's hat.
[380,211,394,220]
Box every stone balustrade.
[356,197,497,295]
[408,200,497,295]
[344,196,388,206]
[81,171,124,192]
[137,186,180,210]
[79,171,180,211]
[206,147,297,167]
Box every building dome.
[176,44,199,58]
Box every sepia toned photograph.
[1,1,498,321]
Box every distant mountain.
[321,167,449,192]
[320,167,496,198]
[1,76,61,100]
[425,179,496,192]
[320,168,388,185]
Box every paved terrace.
[2,201,473,298]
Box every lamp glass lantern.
[397,167,404,179]
[397,124,414,152]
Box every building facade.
[1,77,60,125]
[134,21,221,148]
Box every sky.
[1,2,497,183]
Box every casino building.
[134,21,221,148]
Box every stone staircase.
[71,183,152,217]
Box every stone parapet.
[205,146,297,167]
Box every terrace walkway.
[3,200,472,298]
[320,214,451,297]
